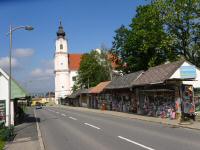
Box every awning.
[140,89,174,92]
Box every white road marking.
[118,136,155,150]
[34,109,45,150]
[69,117,77,120]
[61,113,66,116]
[84,123,101,130]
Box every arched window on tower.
[60,44,63,50]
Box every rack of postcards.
[111,94,132,112]
[138,89,176,119]
[181,85,195,114]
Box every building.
[89,81,111,109]
[54,22,82,104]
[0,68,28,126]
[105,71,143,112]
[103,60,199,119]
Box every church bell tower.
[54,21,70,104]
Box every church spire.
[57,20,65,39]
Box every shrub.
[0,140,5,150]
[0,126,14,141]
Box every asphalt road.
[35,106,200,150]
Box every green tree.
[111,4,176,73]
[75,50,110,89]
[154,0,200,66]
[111,25,130,72]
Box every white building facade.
[170,61,200,88]
[54,22,82,104]
[0,68,15,126]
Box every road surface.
[35,106,200,150]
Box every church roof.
[68,54,83,71]
[57,21,66,39]
[67,53,118,71]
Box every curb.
[53,105,200,131]
[34,109,45,150]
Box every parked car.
[35,103,42,109]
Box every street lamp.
[7,25,34,127]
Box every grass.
[0,140,5,150]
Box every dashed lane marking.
[84,123,101,130]
[61,114,66,117]
[69,117,77,120]
[118,136,155,150]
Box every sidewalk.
[58,105,200,131]
[5,107,41,150]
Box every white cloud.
[14,48,34,58]
[0,57,19,69]
[30,68,54,77]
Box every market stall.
[137,87,176,119]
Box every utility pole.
[7,25,33,127]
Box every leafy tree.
[99,45,114,80]
[154,0,200,66]
[111,25,130,72]
[111,4,176,73]
[112,0,200,73]
[75,50,110,89]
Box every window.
[72,76,76,81]
[60,44,63,49]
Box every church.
[54,22,82,104]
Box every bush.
[0,126,14,141]
[0,125,14,150]
[0,140,5,150]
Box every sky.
[0,0,149,94]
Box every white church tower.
[54,22,70,104]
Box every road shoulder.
[5,107,42,150]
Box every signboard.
[182,85,195,114]
[0,100,6,122]
[180,66,196,79]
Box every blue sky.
[0,0,148,94]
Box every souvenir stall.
[89,81,111,109]
[110,93,134,113]
[137,85,177,119]
[88,95,98,109]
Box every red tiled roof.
[90,81,111,94]
[68,53,117,71]
[68,54,83,71]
